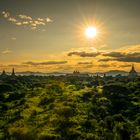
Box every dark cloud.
[68,51,100,57]
[103,52,125,57]
[98,64,111,67]
[100,52,140,63]
[23,61,67,66]
[118,64,131,68]
[117,56,140,63]
[99,58,115,62]
[78,62,92,65]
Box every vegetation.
[0,75,140,140]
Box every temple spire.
[1,70,7,77]
[1,70,6,75]
[128,64,137,79]
[11,68,15,76]
[132,64,135,71]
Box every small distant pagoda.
[11,68,16,76]
[1,70,7,77]
[66,70,89,77]
[73,70,80,76]
[128,64,137,79]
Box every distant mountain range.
[2,70,139,76]
[14,70,139,76]
[97,70,129,76]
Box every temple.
[66,70,89,77]
[11,68,16,76]
[1,70,7,77]
[0,68,16,77]
[128,64,137,79]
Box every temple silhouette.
[0,68,16,77]
[0,65,138,79]
[128,64,138,79]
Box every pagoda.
[11,68,16,76]
[128,64,137,79]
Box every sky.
[0,0,140,72]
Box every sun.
[85,26,97,39]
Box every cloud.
[1,49,12,54]
[68,51,101,57]
[34,20,45,25]
[117,55,140,63]
[117,44,140,52]
[103,52,125,57]
[46,17,53,22]
[100,52,140,63]
[18,14,32,20]
[8,17,17,22]
[23,61,67,66]
[1,11,53,30]
[31,23,37,27]
[118,64,131,68]
[31,27,37,30]
[2,11,10,18]
[15,22,22,26]
[37,18,44,22]
[22,21,29,25]
[99,58,114,62]
[78,62,92,65]
[98,64,111,68]
[11,37,16,40]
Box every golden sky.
[0,0,140,72]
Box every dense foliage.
[0,75,140,140]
